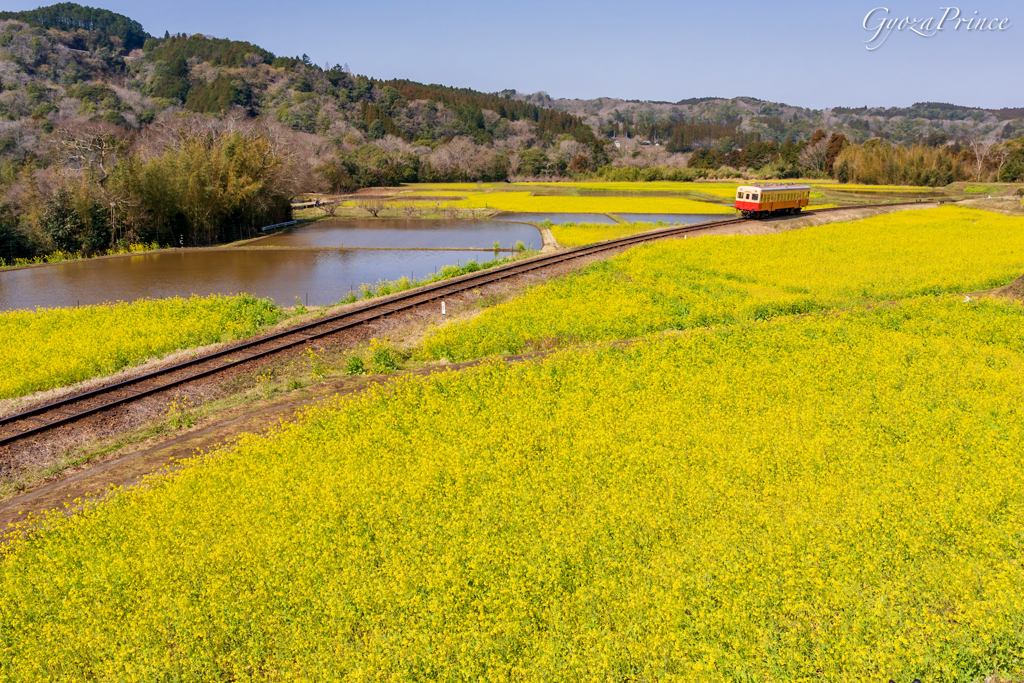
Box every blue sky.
[49,0,1024,108]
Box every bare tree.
[481,109,500,128]
[374,134,418,166]
[556,139,587,165]
[506,149,521,175]
[355,198,391,217]
[316,199,339,217]
[967,134,991,181]
[54,121,131,185]
[428,136,476,176]
[990,142,1011,182]
[798,139,829,173]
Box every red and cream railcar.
[735,184,810,218]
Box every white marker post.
[441,301,446,316]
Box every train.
[735,183,810,218]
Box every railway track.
[0,203,928,448]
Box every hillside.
[516,92,1024,147]
[0,4,598,186]
[1,2,1023,262]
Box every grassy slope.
[421,206,1024,360]
[2,298,1024,681]
[3,206,1024,680]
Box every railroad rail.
[0,203,931,447]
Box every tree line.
[0,120,295,262]
[673,127,1024,186]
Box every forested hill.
[0,2,597,185]
[0,2,148,50]
[0,2,617,259]
[1,3,1023,262]
[518,93,1024,149]
[0,0,1018,188]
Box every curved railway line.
[0,203,933,448]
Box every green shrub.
[370,340,399,374]
[346,356,365,376]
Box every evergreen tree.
[40,187,84,252]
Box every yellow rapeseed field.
[552,222,666,247]
[2,297,1024,681]
[522,181,736,195]
[403,182,840,207]
[421,206,1024,360]
[824,184,938,192]
[0,295,280,399]
[444,191,735,214]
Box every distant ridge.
[0,2,149,50]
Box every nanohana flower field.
[0,295,281,400]
[421,206,1024,361]
[1,204,1023,682]
[2,297,1024,681]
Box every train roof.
[736,184,810,191]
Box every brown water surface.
[0,248,496,311]
[254,218,541,249]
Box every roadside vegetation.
[350,252,534,301]
[550,221,660,247]
[0,240,159,269]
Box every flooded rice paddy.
[0,248,499,311]
[0,218,544,311]
[615,213,723,224]
[254,218,541,250]
[494,212,618,225]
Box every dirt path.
[0,354,543,533]
[538,225,559,252]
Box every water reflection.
[0,248,496,311]
[495,212,617,225]
[254,218,541,249]
[615,213,724,224]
